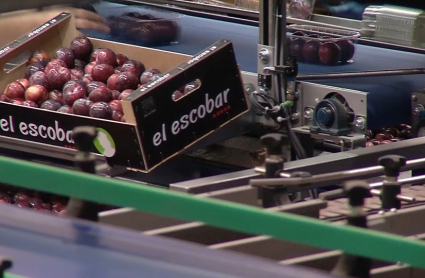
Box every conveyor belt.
[0,204,333,278]
[86,2,425,127]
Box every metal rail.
[296,68,425,81]
[251,158,425,188]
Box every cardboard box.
[0,13,248,172]
[123,40,249,171]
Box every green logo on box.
[93,128,116,157]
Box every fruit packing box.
[122,40,249,172]
[0,13,248,173]
[287,25,360,66]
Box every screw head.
[412,94,418,102]
[414,104,424,116]
[244,83,255,95]
[258,48,270,64]
[355,117,366,130]
[304,108,314,119]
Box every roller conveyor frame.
[2,154,425,270]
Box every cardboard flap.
[0,13,78,89]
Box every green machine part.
[0,155,424,269]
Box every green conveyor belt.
[0,155,424,269]
[5,274,26,278]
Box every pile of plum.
[0,185,68,215]
[0,36,172,122]
[107,12,181,45]
[365,124,411,147]
[0,184,118,216]
[288,31,356,66]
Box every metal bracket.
[263,57,299,79]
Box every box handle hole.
[172,79,201,102]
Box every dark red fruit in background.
[63,81,87,106]
[85,61,96,75]
[370,140,380,146]
[111,72,139,91]
[71,69,84,80]
[0,95,10,103]
[86,81,106,95]
[172,91,184,101]
[112,110,123,121]
[335,39,355,63]
[72,98,93,116]
[29,71,50,90]
[4,81,26,99]
[140,69,161,84]
[14,192,29,202]
[40,99,62,111]
[25,85,48,105]
[302,41,320,64]
[116,54,128,66]
[10,99,24,105]
[70,36,93,61]
[385,128,400,137]
[46,67,71,90]
[22,100,38,108]
[118,89,133,100]
[16,78,30,89]
[289,38,305,61]
[95,48,117,67]
[28,50,51,66]
[83,74,93,83]
[54,48,75,69]
[25,62,45,79]
[318,42,341,65]
[111,90,120,100]
[90,48,105,62]
[52,202,66,214]
[375,133,393,141]
[57,105,73,114]
[74,59,86,70]
[106,73,119,90]
[0,193,11,204]
[90,102,113,119]
[89,87,113,103]
[30,197,43,209]
[45,59,67,72]
[148,74,161,83]
[121,60,145,78]
[92,64,115,83]
[109,100,123,113]
[114,67,122,74]
[16,200,30,208]
[365,141,374,147]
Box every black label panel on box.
[131,40,248,169]
[0,103,144,169]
